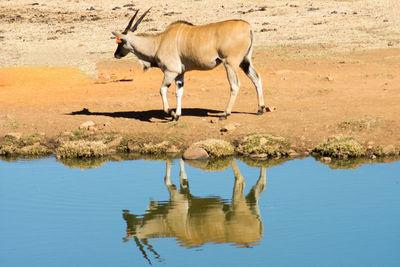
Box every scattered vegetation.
[8,120,21,129]
[0,130,397,166]
[338,116,382,132]
[0,133,51,157]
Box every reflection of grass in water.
[317,156,400,170]
[59,157,109,169]
[57,153,138,169]
[237,156,290,168]
[57,153,178,169]
[27,153,400,171]
[0,154,50,162]
[185,156,234,172]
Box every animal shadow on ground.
[66,108,250,122]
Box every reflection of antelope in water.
[123,159,266,264]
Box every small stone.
[326,75,334,81]
[322,157,332,162]
[79,121,96,130]
[220,123,236,132]
[183,145,209,160]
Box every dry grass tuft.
[313,135,365,159]
[235,133,291,158]
[56,140,107,159]
[194,139,234,158]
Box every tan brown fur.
[113,12,265,121]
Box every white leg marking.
[160,72,178,115]
[175,74,184,118]
[248,64,265,110]
[160,86,169,113]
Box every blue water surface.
[0,157,399,267]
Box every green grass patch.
[139,141,174,155]
[0,133,51,157]
[313,135,366,159]
[194,139,234,158]
[56,140,107,159]
[235,133,291,158]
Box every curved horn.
[130,8,151,32]
[123,9,139,34]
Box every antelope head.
[112,8,151,59]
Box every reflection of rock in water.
[123,159,267,264]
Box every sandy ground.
[0,0,400,151]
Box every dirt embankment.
[0,0,400,160]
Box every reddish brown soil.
[1,48,399,151]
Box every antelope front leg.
[160,71,178,117]
[220,63,240,120]
[172,73,185,121]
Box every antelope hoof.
[170,110,180,121]
[257,106,265,115]
[172,115,180,122]
[219,114,230,120]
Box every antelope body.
[113,9,265,121]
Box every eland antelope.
[112,9,265,121]
[123,159,267,264]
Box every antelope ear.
[112,32,119,37]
